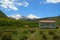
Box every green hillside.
[0,11,60,40]
[0,10,7,18]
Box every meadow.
[0,27,60,40]
[0,16,60,40]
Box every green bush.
[1,32,11,40]
[0,33,1,36]
[53,35,60,40]
[49,31,54,35]
[20,36,28,40]
[40,31,44,35]
[23,30,28,34]
[28,29,35,34]
[42,35,47,40]
[0,18,39,28]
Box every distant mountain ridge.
[0,10,7,18]
[40,15,60,20]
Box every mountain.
[9,14,40,20]
[0,10,7,18]
[39,15,60,20]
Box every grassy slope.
[0,10,7,18]
[2,27,59,40]
[0,26,60,40]
[0,11,60,40]
[8,15,60,40]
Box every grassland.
[0,17,60,40]
[0,27,60,40]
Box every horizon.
[0,0,60,18]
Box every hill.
[0,12,60,40]
[0,10,7,18]
[39,15,60,20]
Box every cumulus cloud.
[16,2,29,7]
[39,0,60,4]
[9,14,22,20]
[0,0,29,10]
[46,0,60,3]
[9,14,40,20]
[27,14,40,19]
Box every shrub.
[12,31,17,35]
[20,36,28,40]
[53,35,60,40]
[23,30,28,34]
[1,32,11,40]
[40,31,44,35]
[28,29,35,34]
[0,33,1,36]
[42,35,47,40]
[49,31,54,35]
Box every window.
[51,23,55,27]
[46,23,50,27]
[40,22,45,27]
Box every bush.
[20,36,28,40]
[23,30,28,34]
[28,29,35,34]
[42,35,47,40]
[40,31,44,35]
[49,31,54,35]
[1,32,11,40]
[53,35,60,40]
[12,31,17,35]
[0,33,1,36]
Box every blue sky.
[0,0,60,18]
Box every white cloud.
[9,14,22,20]
[0,0,29,10]
[16,2,29,7]
[46,0,60,3]
[27,14,40,19]
[39,0,60,4]
[9,14,40,20]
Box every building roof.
[39,20,56,22]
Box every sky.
[0,0,60,18]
